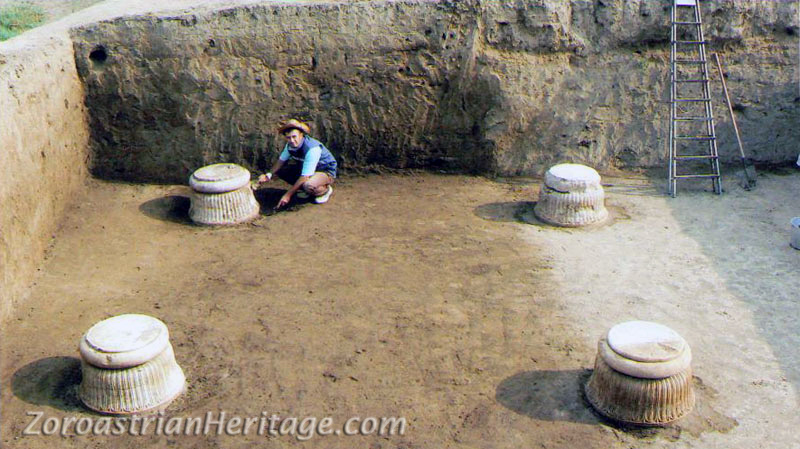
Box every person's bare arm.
[277,175,310,208]
[257,159,286,185]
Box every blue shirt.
[278,136,338,178]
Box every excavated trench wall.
[0,29,91,321]
[71,0,800,183]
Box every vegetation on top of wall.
[0,2,46,41]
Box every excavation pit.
[2,1,799,447]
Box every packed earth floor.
[1,171,799,448]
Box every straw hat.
[278,119,311,135]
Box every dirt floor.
[1,170,799,448]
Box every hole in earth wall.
[88,45,107,64]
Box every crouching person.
[257,119,337,208]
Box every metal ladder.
[668,0,722,197]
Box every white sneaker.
[314,186,333,204]
[296,191,310,199]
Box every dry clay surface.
[1,172,799,448]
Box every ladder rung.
[674,155,719,160]
[676,136,716,140]
[674,59,707,64]
[674,174,720,179]
[675,79,709,83]
[672,40,707,45]
[673,21,702,25]
[674,98,711,102]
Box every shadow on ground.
[139,195,191,224]
[253,187,313,215]
[138,188,315,223]
[496,370,737,441]
[474,201,625,228]
[495,369,597,425]
[12,357,84,411]
[474,201,537,223]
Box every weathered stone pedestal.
[585,321,695,425]
[189,163,259,225]
[79,314,186,415]
[534,163,608,227]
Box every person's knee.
[302,182,326,195]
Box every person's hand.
[276,192,292,209]
[258,172,273,184]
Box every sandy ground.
[1,170,799,448]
